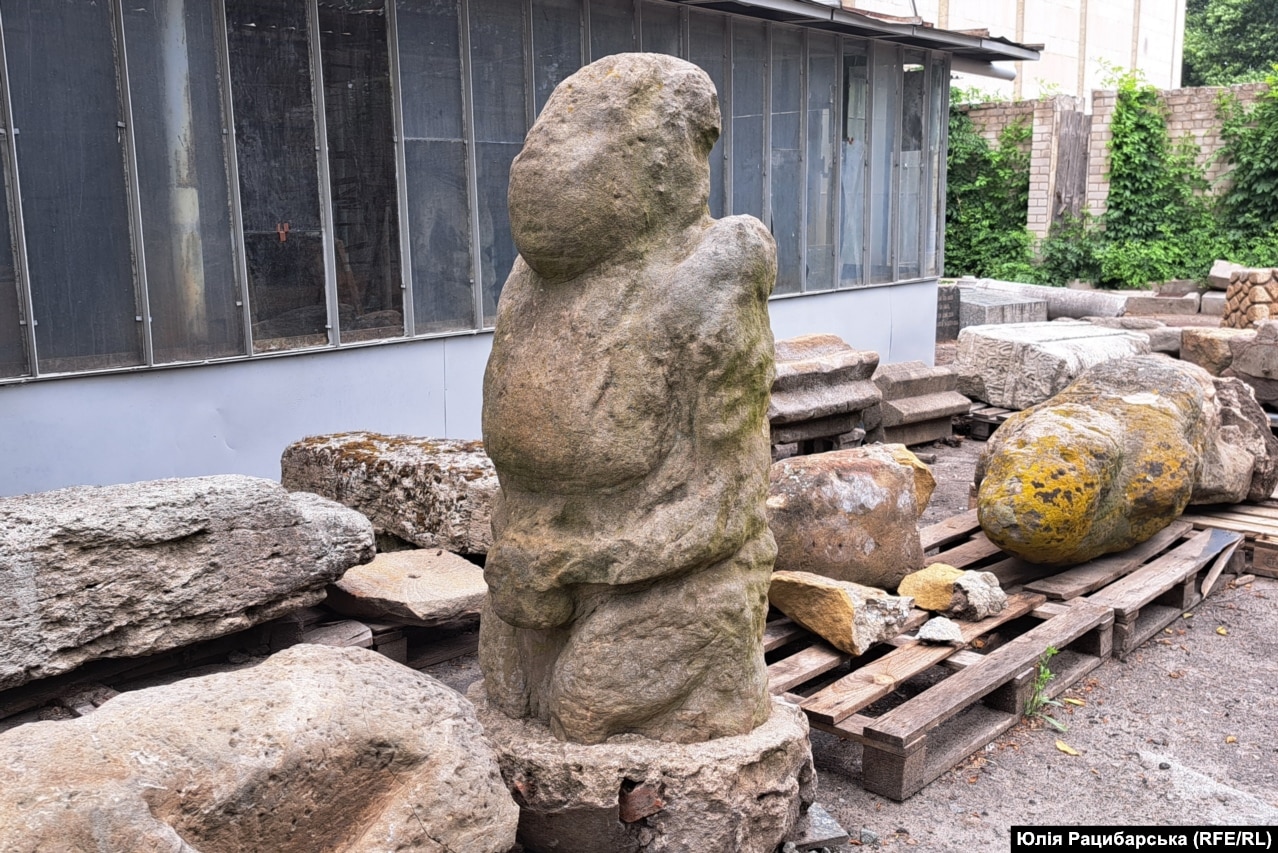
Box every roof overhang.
[664,0,1042,63]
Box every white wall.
[0,283,937,497]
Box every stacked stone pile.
[1222,268,1278,329]
[770,334,884,453]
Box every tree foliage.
[1183,0,1278,87]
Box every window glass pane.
[226,0,328,352]
[925,53,948,277]
[472,0,528,324]
[320,0,404,344]
[805,32,837,293]
[688,11,726,218]
[3,0,142,372]
[640,0,680,56]
[533,0,581,117]
[590,0,635,60]
[840,39,867,286]
[397,0,474,333]
[770,27,801,295]
[0,135,27,377]
[898,50,926,280]
[868,41,896,284]
[124,0,243,363]
[730,19,765,222]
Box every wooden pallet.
[1087,526,1242,659]
[919,511,1064,590]
[965,405,1016,441]
[767,593,1112,801]
[1181,501,1278,579]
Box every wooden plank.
[983,556,1062,589]
[406,632,479,669]
[919,510,980,552]
[1186,507,1278,529]
[763,618,808,653]
[1250,540,1278,578]
[799,593,1045,725]
[1089,528,1241,618]
[1181,513,1278,539]
[1023,521,1193,600]
[768,642,847,695]
[930,533,1002,570]
[861,600,1111,749]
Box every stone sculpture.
[474,54,815,852]
[976,355,1277,565]
[479,52,778,746]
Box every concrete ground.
[425,435,1278,851]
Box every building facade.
[0,0,1033,495]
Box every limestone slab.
[1122,292,1201,316]
[959,288,1047,327]
[1081,316,1181,354]
[0,645,519,853]
[873,360,960,400]
[281,432,497,555]
[768,570,913,655]
[326,548,486,627]
[955,321,1150,409]
[1181,327,1254,376]
[880,391,973,428]
[0,475,373,691]
[770,334,881,425]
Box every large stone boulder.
[0,645,518,852]
[767,445,930,591]
[956,321,1150,409]
[976,356,1275,565]
[325,548,487,627]
[0,475,373,691]
[281,432,497,555]
[1181,326,1255,376]
[1226,320,1278,405]
[479,54,778,747]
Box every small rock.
[861,827,881,845]
[898,564,1007,620]
[768,571,913,656]
[918,616,964,645]
[1159,761,1171,770]
[325,548,486,627]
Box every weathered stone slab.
[873,359,959,399]
[768,446,928,591]
[325,548,486,627]
[768,571,913,655]
[281,432,497,555]
[880,391,973,428]
[472,688,815,853]
[955,321,1151,409]
[976,356,1275,565]
[898,563,1007,620]
[1181,327,1255,376]
[1226,320,1278,405]
[883,418,957,448]
[1208,259,1245,291]
[1080,316,1181,354]
[0,475,373,692]
[1200,291,1226,316]
[959,288,1047,327]
[769,335,883,447]
[1123,291,1201,316]
[962,279,1129,318]
[0,645,518,853]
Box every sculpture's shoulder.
[687,215,777,303]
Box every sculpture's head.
[508,53,720,282]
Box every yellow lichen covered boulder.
[976,356,1208,566]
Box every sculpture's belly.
[485,343,673,493]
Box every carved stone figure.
[479,53,778,745]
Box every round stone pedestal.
[469,685,816,853]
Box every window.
[0,0,952,382]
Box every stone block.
[326,548,487,627]
[879,391,972,428]
[0,476,374,692]
[898,563,1007,620]
[1210,259,1246,290]
[873,360,959,400]
[936,283,960,342]
[1200,292,1226,315]
[1123,292,1201,316]
[883,419,956,447]
[959,288,1048,327]
[281,432,497,555]
[1181,327,1255,376]
[955,322,1150,409]
[770,334,881,424]
[1080,316,1181,354]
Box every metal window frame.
[214,0,255,357]
[307,0,341,349]
[385,0,416,338]
[0,5,37,378]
